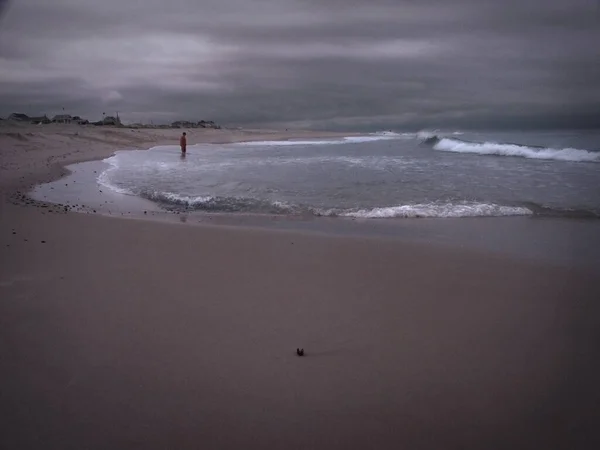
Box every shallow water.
[29,133,600,270]
[95,130,600,218]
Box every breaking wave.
[316,202,533,219]
[138,193,549,219]
[97,154,134,195]
[430,137,599,163]
[93,163,600,220]
[93,135,600,222]
[235,132,406,147]
[141,191,295,214]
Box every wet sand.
[1,124,600,449]
[28,157,600,270]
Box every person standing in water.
[180,132,187,154]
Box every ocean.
[96,130,600,219]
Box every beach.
[2,123,600,449]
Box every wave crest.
[133,189,537,218]
[141,191,294,213]
[432,137,599,163]
[235,132,406,147]
[317,202,533,218]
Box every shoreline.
[4,123,600,270]
[2,123,600,449]
[3,197,600,449]
[0,122,362,194]
[22,153,600,271]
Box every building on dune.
[92,115,121,126]
[171,120,196,128]
[8,113,30,121]
[73,116,90,125]
[171,120,221,129]
[198,120,221,129]
[52,114,73,124]
[102,115,121,126]
[30,115,51,124]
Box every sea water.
[97,130,600,219]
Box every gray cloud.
[0,0,599,130]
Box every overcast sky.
[0,0,599,130]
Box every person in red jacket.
[180,132,187,154]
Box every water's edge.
[27,158,600,271]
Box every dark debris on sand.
[7,191,89,215]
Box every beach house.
[52,114,73,124]
[8,113,30,121]
[30,115,51,124]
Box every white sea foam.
[150,191,213,205]
[328,202,533,218]
[434,138,599,163]
[143,191,295,212]
[148,195,532,218]
[234,132,403,147]
[233,139,334,146]
[374,131,402,136]
[416,130,440,140]
[97,155,134,195]
[416,130,465,139]
[343,135,400,143]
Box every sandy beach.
[2,123,600,449]
[0,122,356,191]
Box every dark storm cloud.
[0,0,599,129]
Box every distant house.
[30,115,50,124]
[52,114,73,124]
[70,116,89,125]
[198,120,220,129]
[170,120,221,129]
[8,113,30,121]
[102,115,121,126]
[171,120,196,128]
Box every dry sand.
[0,122,355,191]
[1,123,600,449]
